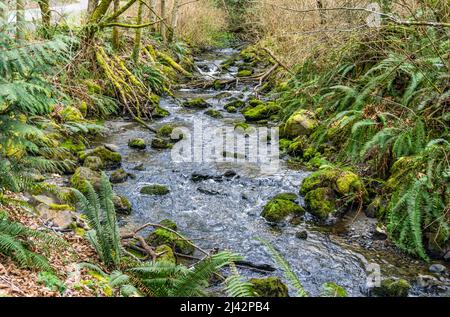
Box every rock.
[372,278,411,297]
[83,156,104,171]
[128,138,146,150]
[444,251,450,262]
[61,106,84,122]
[365,197,383,218]
[152,105,170,118]
[32,194,59,207]
[416,274,441,288]
[103,143,119,152]
[335,171,364,196]
[261,193,305,222]
[113,195,132,215]
[242,102,281,122]
[155,245,176,264]
[110,168,128,184]
[147,220,194,255]
[132,163,145,171]
[36,203,74,230]
[287,136,307,156]
[70,167,101,194]
[140,185,170,196]
[157,124,175,138]
[248,277,289,297]
[283,109,318,138]
[429,264,446,274]
[372,225,388,240]
[182,98,210,109]
[204,109,223,118]
[304,187,337,220]
[79,146,122,169]
[224,100,245,113]
[191,172,221,182]
[296,230,308,240]
[234,122,251,131]
[223,170,237,178]
[197,187,221,195]
[151,138,171,149]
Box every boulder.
[36,203,74,230]
[296,230,308,240]
[155,245,176,264]
[429,264,446,274]
[147,220,194,255]
[70,167,101,194]
[204,109,223,118]
[113,195,132,215]
[182,98,210,109]
[242,102,281,122]
[224,100,245,113]
[151,138,172,149]
[372,278,411,297]
[261,193,304,222]
[79,146,122,169]
[157,124,175,138]
[283,109,318,138]
[249,277,289,297]
[152,105,170,118]
[110,168,128,184]
[61,106,84,122]
[128,138,146,150]
[304,187,337,220]
[83,156,104,171]
[140,185,170,196]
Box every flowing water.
[99,48,447,297]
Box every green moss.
[249,277,289,297]
[279,139,293,152]
[300,168,340,195]
[224,100,245,113]
[79,146,122,169]
[109,168,128,184]
[147,221,194,255]
[242,102,281,122]
[113,195,132,215]
[307,156,330,168]
[152,105,170,118]
[159,219,178,230]
[304,187,337,220]
[205,109,223,118]
[155,245,176,264]
[284,109,318,139]
[182,98,210,109]
[151,138,172,149]
[287,136,307,156]
[61,106,84,122]
[61,139,86,153]
[70,167,101,194]
[158,124,175,137]
[373,278,411,297]
[128,138,146,150]
[237,69,253,77]
[48,203,74,211]
[234,122,252,131]
[261,195,304,222]
[140,185,169,196]
[302,147,318,161]
[335,171,364,195]
[322,282,348,297]
[83,156,103,171]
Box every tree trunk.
[87,0,99,20]
[0,0,8,22]
[111,0,120,49]
[317,0,325,25]
[169,0,180,42]
[149,0,156,32]
[131,0,143,62]
[38,0,51,32]
[16,0,24,40]
[160,0,166,42]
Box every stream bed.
[98,48,448,297]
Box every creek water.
[99,48,446,297]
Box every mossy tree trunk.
[111,0,120,49]
[169,0,180,42]
[87,0,99,19]
[131,0,143,62]
[38,0,51,35]
[16,0,24,40]
[160,0,167,42]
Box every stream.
[98,47,448,297]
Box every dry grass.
[244,0,429,67]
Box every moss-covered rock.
[70,167,101,194]
[249,277,289,297]
[61,106,84,122]
[242,102,281,122]
[83,156,103,171]
[182,98,210,109]
[151,138,172,149]
[113,195,132,215]
[300,168,341,196]
[61,139,86,153]
[372,278,411,297]
[147,220,194,255]
[140,185,170,196]
[287,136,307,156]
[158,124,175,137]
[284,109,318,138]
[304,187,337,220]
[237,69,253,77]
[79,146,122,169]
[110,168,128,184]
[335,171,364,195]
[155,245,176,264]
[128,138,146,150]
[261,193,304,222]
[204,109,223,118]
[224,100,245,113]
[152,105,170,118]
